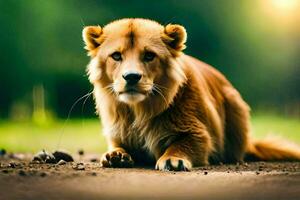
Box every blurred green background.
[0,0,299,153]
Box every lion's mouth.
[118,88,147,104]
[120,89,140,94]
[119,87,148,95]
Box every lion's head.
[83,18,187,109]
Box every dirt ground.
[1,153,300,200]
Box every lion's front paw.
[155,156,191,171]
[101,150,134,168]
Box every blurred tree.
[0,0,299,119]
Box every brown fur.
[82,18,300,171]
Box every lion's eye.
[143,51,156,62]
[111,52,122,61]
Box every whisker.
[98,85,116,101]
[153,83,169,91]
[103,84,114,90]
[56,89,93,149]
[153,85,166,96]
[152,86,168,106]
[80,89,94,127]
[142,83,169,91]
[81,90,94,114]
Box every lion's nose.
[122,72,142,85]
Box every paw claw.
[156,156,191,171]
[164,159,172,171]
[122,153,131,161]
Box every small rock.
[90,172,97,176]
[18,170,26,176]
[8,162,17,168]
[2,169,9,174]
[78,149,84,156]
[53,151,74,162]
[33,150,56,163]
[204,171,208,175]
[90,158,99,163]
[40,172,47,177]
[30,160,41,164]
[73,163,85,170]
[0,148,6,156]
[256,171,260,175]
[57,160,67,165]
[258,165,263,171]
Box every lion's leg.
[223,87,251,163]
[155,132,212,171]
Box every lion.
[82,18,300,171]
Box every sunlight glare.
[271,0,299,11]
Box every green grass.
[0,119,106,153]
[0,113,299,154]
[251,113,300,143]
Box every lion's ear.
[82,26,103,56]
[162,24,187,55]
